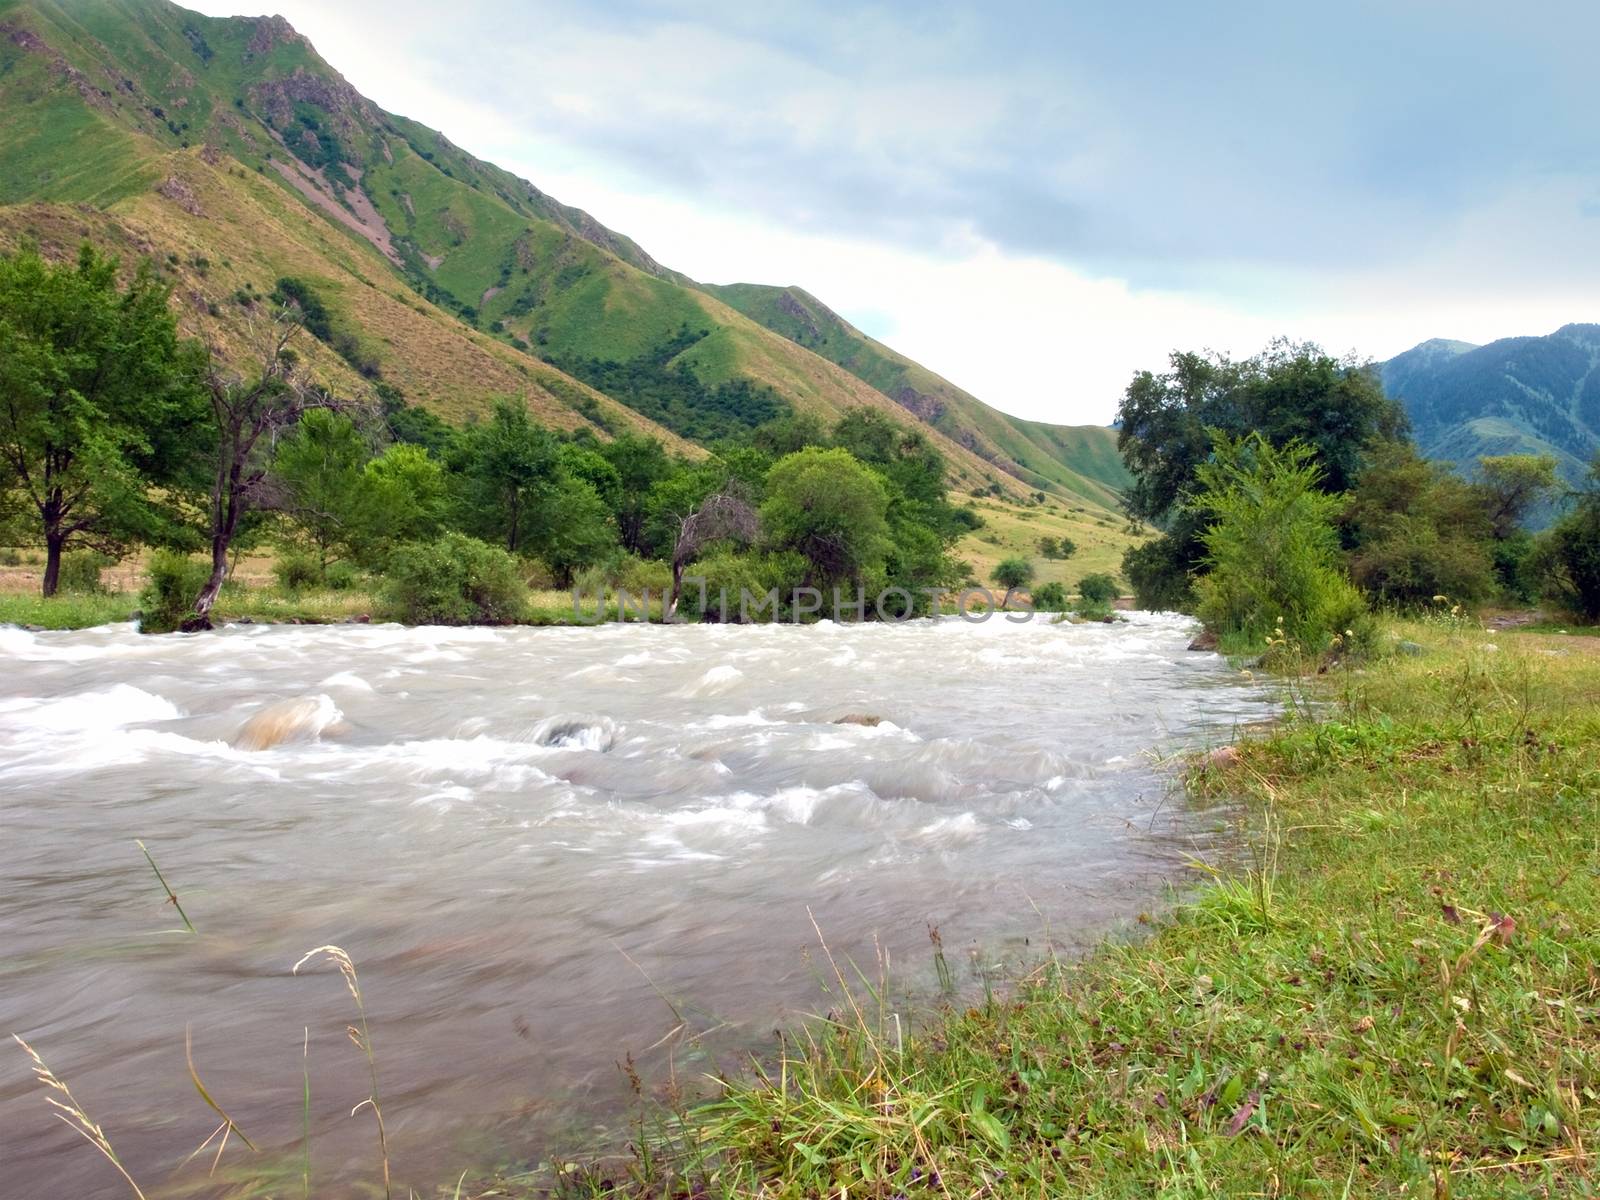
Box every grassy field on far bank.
[518,617,1600,1199]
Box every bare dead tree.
[187,313,347,628]
[666,483,760,618]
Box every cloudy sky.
[193,0,1600,424]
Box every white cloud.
[185,0,1600,424]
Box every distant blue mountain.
[1382,324,1600,486]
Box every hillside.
[704,283,1131,506]
[1381,324,1600,487]
[0,0,1127,512]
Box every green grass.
[0,591,138,629]
[520,619,1600,1198]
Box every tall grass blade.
[12,1034,148,1200]
[294,945,390,1200]
[135,838,196,934]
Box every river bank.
[514,616,1600,1198]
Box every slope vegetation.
[0,0,1124,509]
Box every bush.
[0,547,20,566]
[1122,533,1197,611]
[324,560,361,592]
[273,551,322,592]
[683,549,808,623]
[1537,489,1600,621]
[1190,435,1366,654]
[1077,573,1120,605]
[139,551,210,634]
[379,533,526,625]
[572,552,673,598]
[59,550,113,594]
[1031,580,1067,611]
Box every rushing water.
[0,613,1272,1196]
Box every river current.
[0,613,1272,1196]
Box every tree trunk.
[41,530,64,598]
[666,559,684,620]
[188,462,238,630]
[189,533,229,628]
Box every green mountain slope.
[0,0,1125,510]
[1382,325,1600,487]
[705,283,1130,507]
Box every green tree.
[760,447,889,590]
[1077,573,1120,606]
[1343,443,1495,605]
[1117,340,1404,610]
[533,476,616,587]
[991,556,1035,606]
[1537,458,1600,621]
[455,400,561,554]
[1475,454,1559,539]
[190,314,345,625]
[0,244,207,595]
[352,443,446,566]
[597,433,670,553]
[1190,434,1366,652]
[272,409,369,575]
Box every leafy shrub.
[273,551,322,592]
[1536,485,1600,621]
[59,550,113,594]
[380,533,526,625]
[683,549,809,623]
[1031,580,1067,611]
[139,551,209,634]
[0,547,20,566]
[573,552,673,597]
[324,560,361,592]
[1077,573,1120,605]
[1122,533,1197,611]
[1190,436,1366,653]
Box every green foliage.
[353,443,446,567]
[1190,435,1366,653]
[379,533,526,625]
[1537,461,1600,620]
[138,550,210,634]
[991,556,1034,598]
[58,549,112,595]
[682,549,810,623]
[1119,533,1197,610]
[597,433,671,553]
[454,400,562,554]
[1116,340,1403,612]
[272,277,382,378]
[1343,443,1495,605]
[1475,453,1560,538]
[760,447,889,590]
[273,550,323,593]
[1076,572,1120,606]
[550,327,787,443]
[1030,580,1067,611]
[323,560,361,591]
[0,243,207,595]
[272,409,368,570]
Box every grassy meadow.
[956,493,1146,593]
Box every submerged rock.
[834,713,882,727]
[233,694,343,750]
